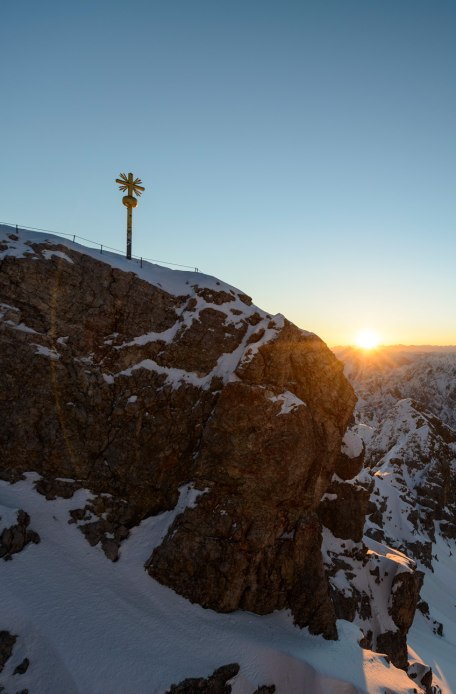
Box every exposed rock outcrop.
[165,662,274,694]
[375,569,424,669]
[407,661,434,694]
[358,399,456,568]
[165,664,240,693]
[0,510,40,560]
[13,657,30,676]
[68,494,135,561]
[318,475,371,543]
[0,228,355,637]
[0,631,16,672]
[148,324,355,635]
[319,430,425,672]
[323,524,424,670]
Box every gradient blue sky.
[2,0,455,346]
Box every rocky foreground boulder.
[0,226,428,681]
[0,508,40,560]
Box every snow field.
[0,476,419,694]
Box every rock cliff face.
[0,227,355,637]
[336,346,456,691]
[148,321,356,635]
[318,433,424,672]
[360,399,456,569]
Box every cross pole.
[115,172,145,259]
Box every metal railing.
[0,222,200,273]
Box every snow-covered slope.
[337,346,456,693]
[337,346,456,429]
[0,474,420,694]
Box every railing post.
[140,257,143,268]
[73,235,76,242]
[100,244,103,254]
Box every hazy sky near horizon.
[2,0,455,346]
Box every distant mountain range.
[333,345,456,430]
[334,344,456,353]
[333,343,456,693]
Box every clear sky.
[2,0,455,346]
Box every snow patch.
[42,249,74,264]
[34,344,60,360]
[0,474,421,694]
[269,390,306,415]
[342,430,363,458]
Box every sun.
[355,329,380,350]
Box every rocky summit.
[0,225,355,637]
[0,225,441,693]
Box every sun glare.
[355,330,380,350]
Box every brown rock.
[13,657,30,675]
[318,478,372,542]
[335,447,364,481]
[101,538,120,561]
[67,494,135,560]
[166,663,240,693]
[194,287,236,305]
[408,662,433,694]
[0,630,16,672]
[0,510,40,560]
[35,477,80,499]
[149,327,354,637]
[377,570,424,669]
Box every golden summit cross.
[116,172,145,259]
